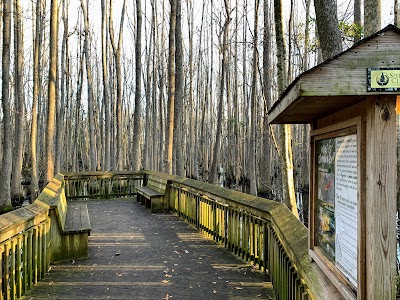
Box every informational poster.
[316,134,358,287]
[335,135,358,287]
[316,138,336,261]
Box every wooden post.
[365,95,397,299]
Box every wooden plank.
[269,27,400,124]
[365,95,397,299]
[64,204,91,233]
[137,187,163,198]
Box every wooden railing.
[0,172,143,299]
[146,170,342,300]
[61,170,342,299]
[0,170,342,299]
[63,172,143,200]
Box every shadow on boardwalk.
[23,199,275,299]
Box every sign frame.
[367,67,400,92]
[309,117,365,299]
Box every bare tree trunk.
[11,0,26,202]
[274,0,298,218]
[45,0,58,183]
[174,0,184,176]
[101,0,111,171]
[314,0,342,60]
[260,0,272,195]
[165,0,176,174]
[249,0,260,195]
[81,0,98,171]
[30,0,45,200]
[364,0,381,36]
[132,0,143,171]
[209,0,231,184]
[56,0,68,174]
[354,0,362,42]
[0,0,13,210]
[395,0,400,26]
[303,0,311,71]
[186,0,195,178]
[109,0,127,170]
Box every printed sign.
[367,68,400,91]
[316,134,358,287]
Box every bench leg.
[150,196,165,213]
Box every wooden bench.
[64,203,91,234]
[137,175,168,212]
[39,176,92,262]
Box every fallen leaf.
[162,280,170,284]
[163,294,172,299]
[212,282,216,284]
[165,274,172,278]
[213,290,216,294]
[235,287,243,290]
[184,250,189,253]
[256,294,262,297]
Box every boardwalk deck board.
[23,199,275,299]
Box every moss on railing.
[141,170,344,299]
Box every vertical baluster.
[22,233,27,295]
[234,210,238,252]
[230,210,234,252]
[16,237,22,298]
[45,219,50,273]
[196,195,199,229]
[224,208,228,248]
[38,225,43,280]
[244,215,249,260]
[10,241,16,300]
[4,243,10,300]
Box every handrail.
[62,171,143,200]
[141,170,343,300]
[0,172,144,299]
[0,171,342,299]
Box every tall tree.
[109,0,127,170]
[11,0,26,202]
[45,0,59,183]
[395,0,399,26]
[30,0,45,200]
[101,0,111,170]
[173,0,184,176]
[274,0,298,218]
[165,0,177,174]
[303,0,311,71]
[56,0,68,173]
[131,0,143,171]
[364,0,381,36]
[81,0,99,171]
[354,0,362,42]
[0,0,13,210]
[209,0,231,184]
[249,0,260,195]
[314,0,342,60]
[260,0,272,194]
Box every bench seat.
[64,203,91,234]
[137,175,168,212]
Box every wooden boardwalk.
[23,199,275,299]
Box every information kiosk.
[268,25,399,299]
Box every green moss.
[0,205,14,214]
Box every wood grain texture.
[365,96,397,299]
[270,28,400,124]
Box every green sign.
[367,68,400,92]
